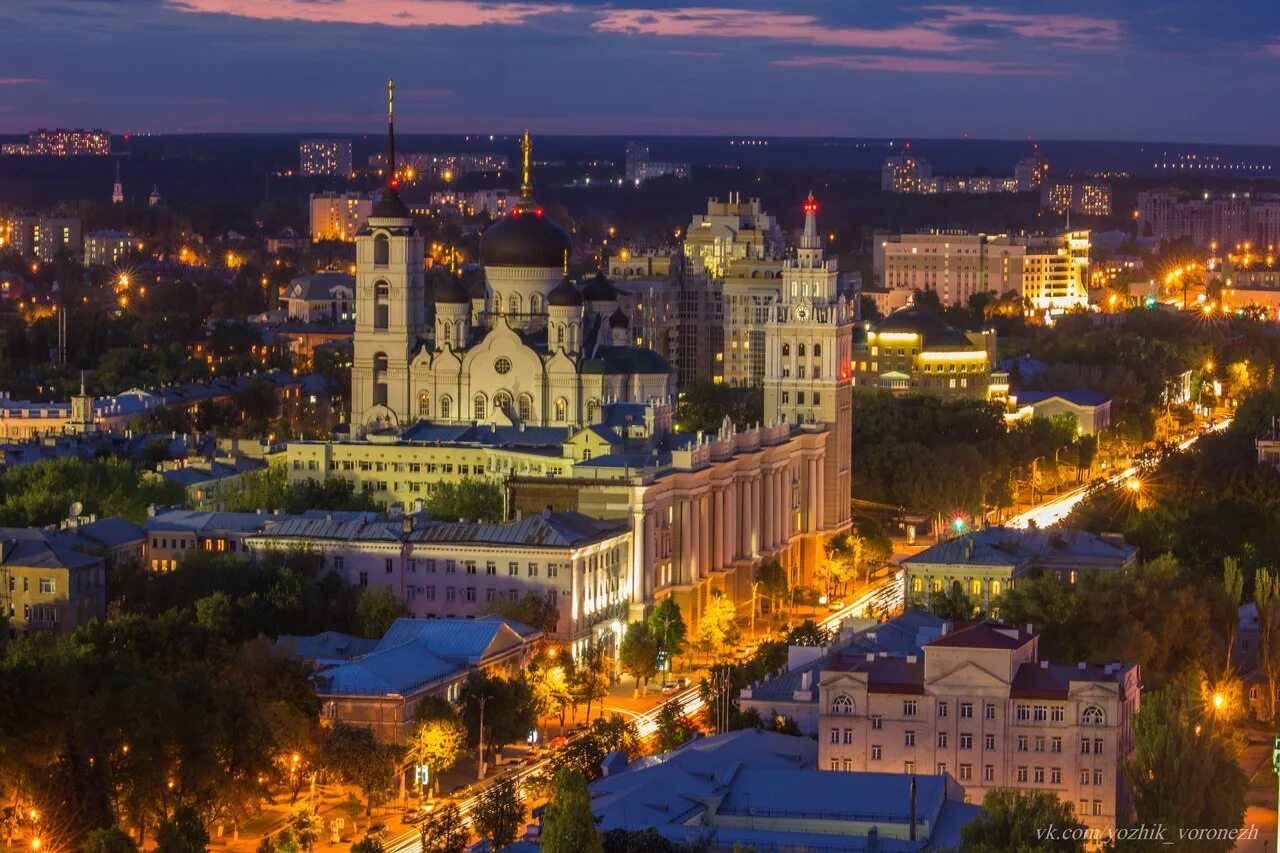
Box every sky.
[3,0,1280,142]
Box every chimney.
[1040,660,1049,669]
[1078,661,1087,670]
[1025,622,1033,635]
[866,652,875,662]
[906,654,918,664]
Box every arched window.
[374,234,389,267]
[782,343,790,357]
[518,394,533,422]
[530,294,542,315]
[586,398,599,423]
[494,391,513,415]
[798,343,807,357]
[440,395,452,419]
[492,295,502,315]
[374,281,390,330]
[970,579,982,596]
[372,353,388,407]
[1081,706,1105,726]
[557,325,566,345]
[473,394,487,420]
[418,391,431,417]
[991,579,1003,596]
[813,343,822,357]
[441,322,451,343]
[553,397,567,422]
[831,695,854,715]
[509,293,522,315]
[930,577,943,593]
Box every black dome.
[875,308,971,347]
[608,307,629,328]
[480,208,571,268]
[371,192,410,219]
[434,278,469,304]
[547,277,584,306]
[583,270,618,301]
[466,276,488,299]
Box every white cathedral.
[350,103,674,432]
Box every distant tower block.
[112,160,124,204]
[149,185,161,207]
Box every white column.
[680,499,692,584]
[701,494,712,573]
[816,459,826,532]
[570,557,581,634]
[750,476,760,557]
[763,470,775,553]
[711,488,724,570]
[809,458,820,533]
[690,496,702,583]
[631,506,646,603]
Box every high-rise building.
[309,192,375,242]
[625,141,690,185]
[874,231,1090,316]
[1014,152,1050,191]
[11,215,82,262]
[763,193,853,531]
[881,153,934,193]
[624,141,649,183]
[1042,180,1112,216]
[6,129,112,156]
[1137,190,1280,249]
[84,231,140,268]
[299,138,354,178]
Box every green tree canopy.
[959,789,1084,853]
[540,768,602,853]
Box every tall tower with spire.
[350,79,426,430]
[764,193,853,533]
[112,161,124,204]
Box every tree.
[753,561,789,619]
[354,587,406,639]
[154,806,210,853]
[1223,556,1243,670]
[646,599,686,667]
[784,620,830,647]
[618,622,659,691]
[459,671,537,757]
[540,768,602,853]
[653,701,695,754]
[959,789,1084,852]
[601,828,677,853]
[1126,670,1246,851]
[482,591,560,635]
[419,803,468,853]
[406,714,468,798]
[916,580,977,621]
[471,777,524,850]
[285,805,323,853]
[675,381,762,434]
[1255,568,1280,721]
[422,477,503,523]
[83,827,140,853]
[820,532,861,597]
[689,591,740,665]
[320,723,397,816]
[572,644,612,724]
[349,838,383,853]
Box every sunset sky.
[4,0,1279,141]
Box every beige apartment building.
[2,528,106,636]
[309,192,374,242]
[874,231,1090,316]
[851,308,996,400]
[817,621,1140,835]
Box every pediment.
[926,660,1011,690]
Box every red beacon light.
[803,198,819,215]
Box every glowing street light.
[1212,692,1226,711]
[1125,478,1142,493]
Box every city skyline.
[3,0,1280,142]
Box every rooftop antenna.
[387,78,398,195]
[520,129,533,200]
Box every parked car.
[661,682,678,694]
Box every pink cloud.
[164,0,571,27]
[774,54,1043,76]
[0,77,44,85]
[925,5,1124,50]
[592,8,971,53]
[1264,42,1280,57]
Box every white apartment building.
[309,192,375,242]
[1138,190,1280,250]
[11,215,81,262]
[84,230,141,268]
[299,138,353,178]
[818,620,1140,835]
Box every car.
[660,682,678,694]
[367,823,388,840]
[402,807,431,825]
[676,677,691,689]
[827,600,846,612]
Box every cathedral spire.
[386,79,398,194]
[520,129,533,200]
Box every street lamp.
[1125,477,1142,493]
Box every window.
[904,731,915,747]
[1016,704,1030,722]
[494,357,512,375]
[843,729,853,745]
[554,397,568,422]
[358,571,368,587]
[1093,738,1104,755]
[374,283,390,329]
[1079,769,1090,785]
[486,562,496,575]
[446,587,456,602]
[509,562,519,576]
[1092,800,1102,817]
[374,234,389,267]
[829,728,840,744]
[960,733,973,750]
[1034,705,1047,722]
[1051,768,1061,784]
[983,765,994,782]
[385,558,394,574]
[1035,736,1045,752]
[518,394,533,422]
[508,294,522,314]
[440,395,452,419]
[937,732,948,748]
[418,391,431,417]
[1051,707,1064,723]
[985,703,996,720]
[466,562,477,575]
[813,344,821,357]
[871,715,882,730]
[871,745,882,761]
[528,563,538,578]
[959,763,972,781]
[1016,767,1028,783]
[831,695,853,715]
[903,700,918,717]
[830,759,839,771]
[1093,770,1103,785]
[425,586,436,601]
[1080,737,1091,755]
[782,343,790,356]
[984,733,996,751]
[937,701,949,718]
[1051,737,1062,753]
[38,579,55,594]
[446,560,456,574]
[958,701,973,719]
[465,587,476,602]
[473,394,487,420]
[1017,736,1028,752]
[937,763,947,775]
[1081,705,1105,726]
[798,344,806,356]
[904,761,916,774]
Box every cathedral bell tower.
[350,80,426,430]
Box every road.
[1005,418,1232,530]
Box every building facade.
[1138,190,1280,250]
[851,308,996,400]
[284,272,355,323]
[84,230,141,268]
[817,621,1140,834]
[300,138,354,178]
[11,215,81,262]
[310,192,375,242]
[1,528,106,637]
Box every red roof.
[927,620,1032,650]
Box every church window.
[494,391,513,415]
[374,281,390,330]
[492,295,501,314]
[509,293,522,314]
[782,343,790,356]
[586,399,599,423]
[442,323,451,342]
[418,391,431,417]
[798,343,806,356]
[440,396,452,419]
[372,353,388,408]
[473,394,487,420]
[530,294,542,314]
[494,357,512,375]
[557,325,565,345]
[518,394,533,422]
[553,397,568,422]
[374,234,389,267]
[814,344,822,357]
